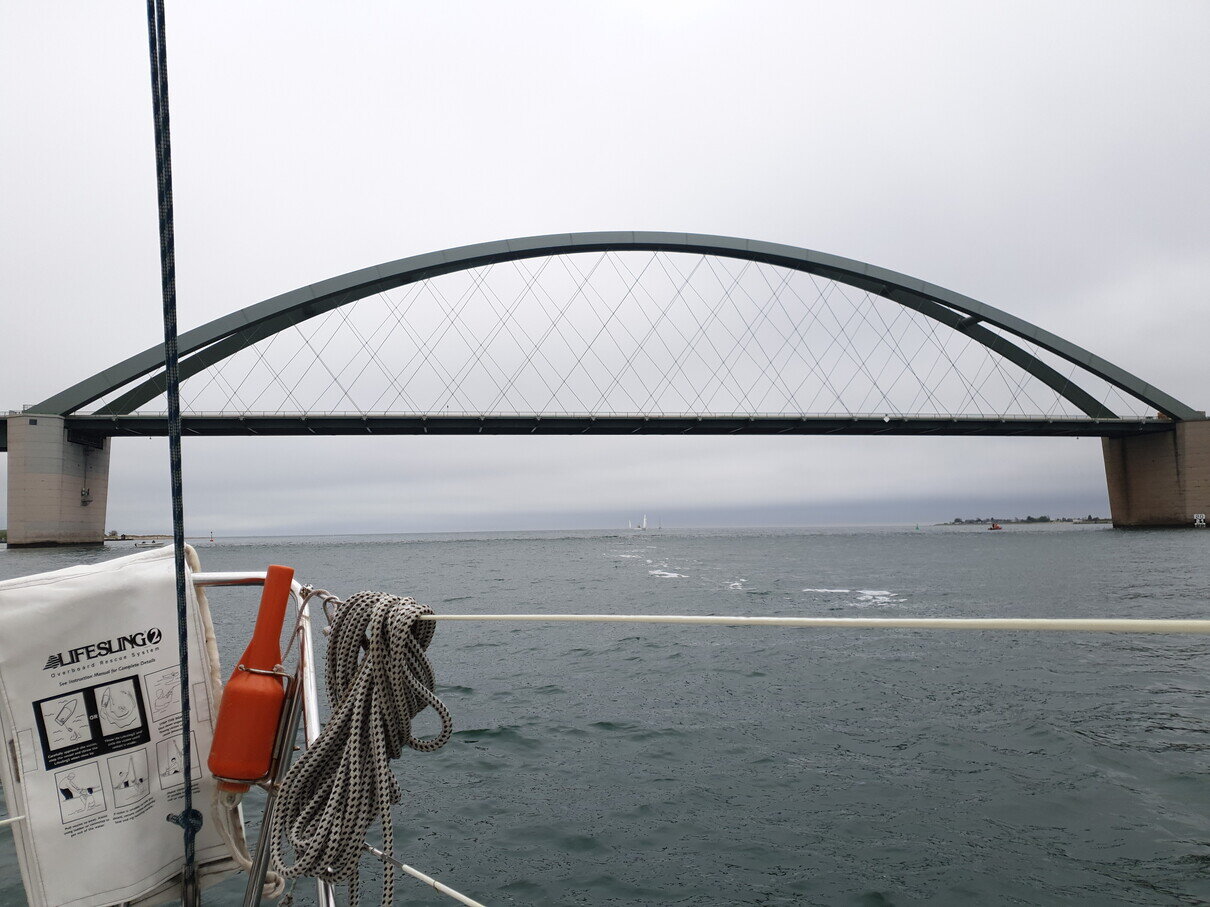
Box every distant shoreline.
[105,534,212,541]
[944,517,1111,526]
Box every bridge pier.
[5,414,110,546]
[1102,420,1210,527]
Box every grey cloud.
[2,1,1204,533]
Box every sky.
[2,1,1208,534]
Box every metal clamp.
[235,663,293,691]
[300,586,344,634]
[236,663,291,678]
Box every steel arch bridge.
[5,232,1208,543]
[20,231,1204,431]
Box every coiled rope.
[269,592,453,905]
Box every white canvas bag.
[0,545,239,906]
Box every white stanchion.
[419,614,1210,634]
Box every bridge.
[5,232,1207,544]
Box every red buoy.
[207,565,294,792]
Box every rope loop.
[167,808,204,833]
[269,592,452,905]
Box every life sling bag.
[0,546,241,906]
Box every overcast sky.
[2,1,1208,534]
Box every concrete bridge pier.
[1103,419,1210,527]
[6,414,110,546]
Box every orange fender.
[208,565,294,791]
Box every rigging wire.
[143,0,201,902]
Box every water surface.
[2,525,1208,904]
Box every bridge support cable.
[94,257,1120,426]
[31,233,1202,423]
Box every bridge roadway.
[52,413,1174,446]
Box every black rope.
[144,1,201,901]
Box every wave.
[451,725,542,749]
[854,590,905,605]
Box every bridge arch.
[10,231,1210,543]
[31,231,1200,421]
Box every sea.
[1,524,1209,905]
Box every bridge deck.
[22,413,1175,448]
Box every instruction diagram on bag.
[38,692,90,751]
[157,732,201,789]
[97,678,141,733]
[145,665,181,723]
[106,750,150,808]
[54,762,107,823]
[34,673,151,770]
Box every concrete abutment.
[5,414,110,546]
[1102,420,1210,528]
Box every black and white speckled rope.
[268,592,454,906]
